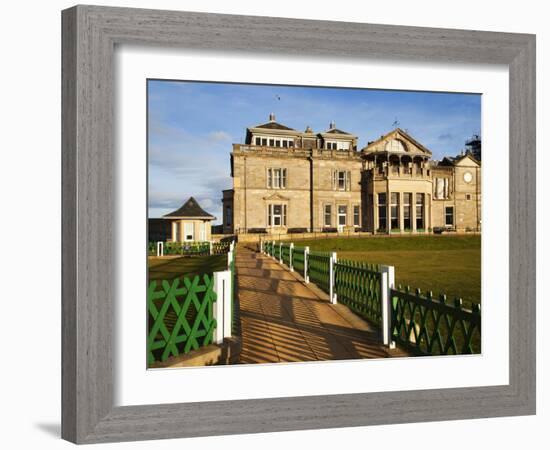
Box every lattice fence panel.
[308,251,331,294]
[334,259,382,325]
[147,274,217,364]
[281,244,291,266]
[390,286,481,355]
[293,246,305,277]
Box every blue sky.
[148,80,481,222]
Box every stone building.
[163,197,216,242]
[222,115,481,235]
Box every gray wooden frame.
[62,5,536,444]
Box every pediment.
[363,128,432,156]
[263,192,290,202]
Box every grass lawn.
[296,235,481,308]
[148,254,228,282]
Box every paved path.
[235,247,408,364]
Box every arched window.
[384,139,407,153]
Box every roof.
[324,128,352,135]
[163,197,216,219]
[253,121,296,131]
[362,128,432,156]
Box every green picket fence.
[334,259,382,325]
[163,241,210,256]
[147,274,217,364]
[281,243,291,266]
[390,286,481,355]
[212,241,231,255]
[274,243,281,260]
[308,251,331,294]
[293,246,306,277]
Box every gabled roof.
[253,121,296,131]
[436,152,480,167]
[324,128,352,135]
[164,197,216,220]
[362,128,432,156]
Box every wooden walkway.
[235,247,408,364]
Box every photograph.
[146,80,482,368]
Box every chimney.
[329,120,336,129]
[269,112,276,122]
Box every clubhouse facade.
[222,114,481,235]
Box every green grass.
[148,255,227,282]
[297,235,481,308]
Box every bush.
[433,227,445,234]
[247,228,267,234]
[322,227,337,233]
[288,227,307,233]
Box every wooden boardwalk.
[235,247,408,364]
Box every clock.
[463,171,473,183]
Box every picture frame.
[61,4,536,444]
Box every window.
[416,194,424,229]
[289,140,294,148]
[353,205,360,227]
[268,204,287,227]
[225,206,232,226]
[466,194,471,200]
[338,205,347,227]
[282,140,288,148]
[378,193,387,231]
[403,193,412,229]
[269,139,275,146]
[275,140,281,147]
[255,137,261,145]
[267,168,287,189]
[184,222,194,241]
[445,206,454,226]
[333,170,350,191]
[261,138,267,146]
[390,192,400,229]
[435,177,450,199]
[324,204,332,227]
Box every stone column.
[386,184,391,234]
[373,191,379,234]
[399,192,404,232]
[412,192,417,232]
[171,221,177,242]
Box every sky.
[148,80,481,223]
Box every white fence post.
[380,265,396,348]
[304,246,310,283]
[209,240,213,255]
[156,241,163,257]
[213,270,232,343]
[227,250,233,270]
[329,252,337,304]
[260,238,264,254]
[289,243,294,272]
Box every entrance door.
[337,205,347,231]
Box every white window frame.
[353,205,360,227]
[267,167,287,189]
[337,205,347,228]
[268,204,287,227]
[324,204,332,227]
